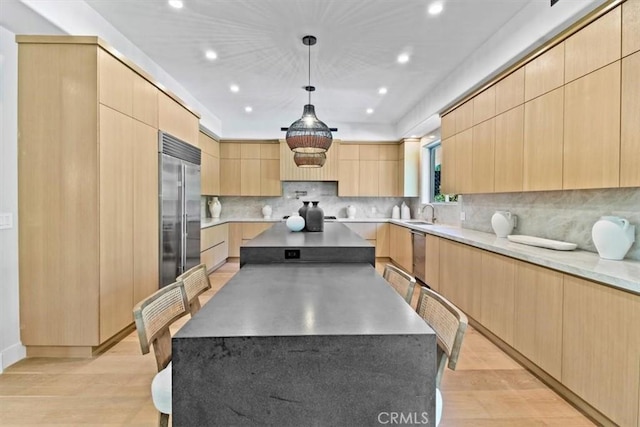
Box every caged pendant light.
[283,35,335,162]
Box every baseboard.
[0,341,26,372]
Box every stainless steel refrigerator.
[159,131,201,287]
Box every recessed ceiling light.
[428,2,443,15]
[411,135,418,138]
[366,108,374,114]
[205,50,217,60]
[230,84,239,93]
[397,53,410,64]
[428,134,436,139]
[378,87,388,95]
[245,106,253,113]
[168,0,183,9]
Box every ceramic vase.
[491,211,514,238]
[262,205,272,219]
[208,197,222,219]
[285,212,305,232]
[346,205,356,219]
[592,216,635,260]
[305,201,324,232]
[298,201,310,231]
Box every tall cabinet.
[17,36,200,356]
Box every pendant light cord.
[308,40,311,105]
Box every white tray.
[507,235,577,251]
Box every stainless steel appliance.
[159,131,201,287]
[411,230,426,285]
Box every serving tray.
[507,235,577,251]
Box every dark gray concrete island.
[172,263,437,426]
[239,222,376,267]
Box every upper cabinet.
[441,3,631,195]
[200,131,220,196]
[158,92,199,147]
[338,142,402,197]
[564,6,621,83]
[279,140,339,181]
[220,142,281,196]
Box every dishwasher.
[411,230,426,286]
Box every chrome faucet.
[420,204,437,224]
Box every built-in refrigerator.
[159,131,201,287]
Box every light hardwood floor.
[0,261,594,426]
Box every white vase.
[592,216,635,260]
[262,205,272,219]
[208,197,221,219]
[491,211,515,238]
[286,212,305,232]
[346,205,356,219]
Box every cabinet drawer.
[201,224,228,251]
[201,241,228,272]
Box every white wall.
[0,25,25,372]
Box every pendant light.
[284,35,334,156]
[294,152,326,168]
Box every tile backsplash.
[458,188,640,260]
[204,182,417,220]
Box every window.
[421,139,457,203]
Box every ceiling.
[82,0,535,139]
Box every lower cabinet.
[431,234,640,426]
[389,224,413,273]
[227,222,274,257]
[200,224,229,272]
[343,222,390,257]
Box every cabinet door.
[211,156,220,195]
[479,251,515,346]
[242,222,272,240]
[359,160,379,196]
[132,73,158,128]
[471,118,495,193]
[378,160,398,196]
[438,239,481,319]
[524,42,565,101]
[563,62,620,190]
[455,129,473,194]
[260,159,281,196]
[424,235,440,292]
[473,86,495,125]
[376,223,390,258]
[99,105,134,342]
[338,160,359,196]
[514,262,563,380]
[241,159,261,196]
[523,87,564,191]
[279,140,340,181]
[98,49,133,116]
[158,92,199,147]
[132,120,159,306]
[396,226,413,274]
[621,51,640,187]
[562,275,640,427]
[379,144,399,161]
[359,145,379,161]
[494,106,524,193]
[455,100,473,133]
[441,136,456,195]
[220,159,241,195]
[241,143,261,159]
[623,0,640,56]
[495,67,524,114]
[260,143,280,160]
[564,6,621,83]
[201,152,216,195]
[227,223,242,257]
[441,111,456,139]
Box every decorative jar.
[305,201,324,232]
[208,197,221,219]
[285,212,305,232]
[491,211,515,238]
[592,216,635,260]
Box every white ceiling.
[1,0,605,140]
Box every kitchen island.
[239,222,376,267]
[172,262,436,426]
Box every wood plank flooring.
[0,261,594,426]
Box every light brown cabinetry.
[478,251,515,346]
[338,143,401,197]
[227,222,273,256]
[494,105,523,193]
[158,92,199,147]
[455,100,474,133]
[623,0,640,56]
[343,222,390,257]
[473,86,495,125]
[455,129,473,194]
[495,67,524,114]
[471,118,495,193]
[201,224,229,272]
[564,6,621,83]
[200,131,220,196]
[376,223,390,257]
[513,261,563,380]
[440,136,456,195]
[221,142,281,196]
[424,235,440,291]
[621,51,640,187]
[438,239,481,319]
[389,224,413,274]
[17,36,195,355]
[563,62,620,189]
[562,275,640,427]
[524,42,565,101]
[523,87,564,191]
[280,140,339,181]
[441,111,456,139]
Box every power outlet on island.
[284,249,301,259]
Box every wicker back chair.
[177,263,212,316]
[133,281,189,427]
[382,264,417,305]
[416,286,468,387]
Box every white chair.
[133,281,189,427]
[177,263,212,316]
[382,264,417,306]
[415,286,468,426]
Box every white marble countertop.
[201,217,639,294]
[389,219,640,296]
